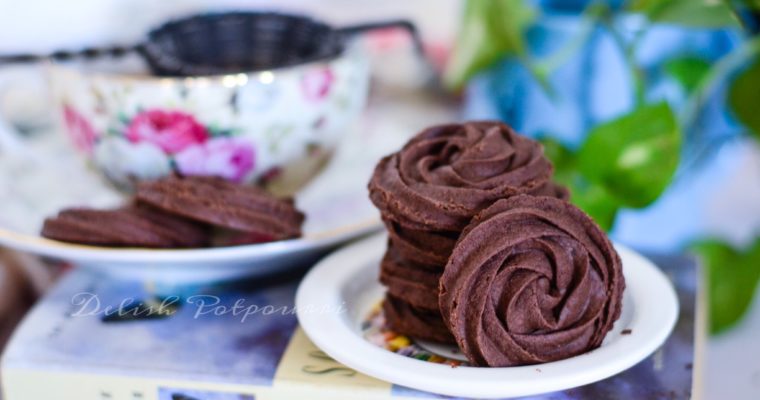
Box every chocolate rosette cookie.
[41,204,210,248]
[369,121,554,232]
[380,241,441,311]
[383,294,456,344]
[383,219,458,267]
[137,176,305,240]
[439,195,624,367]
[531,181,570,200]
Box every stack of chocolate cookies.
[368,121,568,344]
[41,176,304,248]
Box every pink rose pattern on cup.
[175,137,255,183]
[125,109,209,154]
[60,64,346,185]
[63,104,98,154]
[63,104,257,183]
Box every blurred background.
[0,0,759,398]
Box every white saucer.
[296,233,679,399]
[0,132,382,284]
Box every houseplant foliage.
[445,0,760,334]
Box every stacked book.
[2,254,702,400]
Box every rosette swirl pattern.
[369,121,554,232]
[439,195,624,367]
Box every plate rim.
[296,232,680,399]
[0,218,381,264]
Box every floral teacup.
[49,42,369,194]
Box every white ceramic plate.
[0,132,383,284]
[296,233,679,399]
[0,81,457,284]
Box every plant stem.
[519,54,556,99]
[678,36,760,173]
[601,15,647,107]
[681,36,760,131]
[534,3,605,76]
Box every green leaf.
[665,56,711,94]
[564,172,620,231]
[629,0,740,28]
[541,138,619,231]
[728,58,760,139]
[691,239,760,334]
[540,137,575,171]
[578,102,682,208]
[444,0,537,90]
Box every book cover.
[1,254,701,400]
